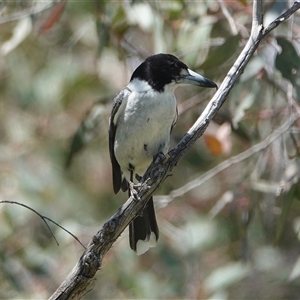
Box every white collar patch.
[127,78,152,93]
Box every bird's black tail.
[129,197,159,255]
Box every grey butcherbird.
[109,53,217,255]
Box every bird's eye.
[169,63,179,75]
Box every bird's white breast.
[114,80,177,180]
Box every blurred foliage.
[0,0,300,299]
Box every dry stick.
[0,200,86,249]
[49,1,300,299]
[156,113,300,207]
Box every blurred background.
[1,0,300,298]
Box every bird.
[109,53,217,255]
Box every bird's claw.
[128,181,142,202]
[128,179,151,202]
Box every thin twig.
[49,1,300,299]
[0,200,86,249]
[262,1,300,37]
[252,0,263,31]
[218,0,238,35]
[155,113,300,207]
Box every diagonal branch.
[155,113,300,206]
[49,1,300,299]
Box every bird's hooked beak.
[180,69,218,89]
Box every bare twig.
[218,0,238,35]
[49,1,300,299]
[155,113,300,207]
[0,200,85,249]
[262,1,300,37]
[252,0,263,31]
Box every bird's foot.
[128,179,151,202]
[128,181,142,202]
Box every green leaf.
[200,34,241,70]
[112,5,130,36]
[275,183,297,244]
[237,0,248,6]
[275,37,300,85]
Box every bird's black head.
[130,54,189,92]
[130,53,217,93]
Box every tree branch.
[49,1,300,299]
[155,112,300,207]
[0,200,86,249]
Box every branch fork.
[49,1,300,298]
